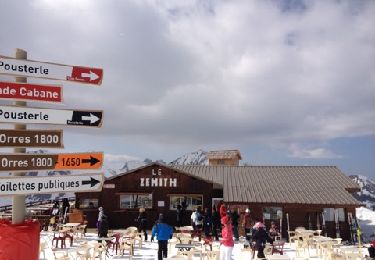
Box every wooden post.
[12,48,27,224]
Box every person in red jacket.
[219,201,227,219]
[220,215,234,260]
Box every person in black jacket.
[252,224,273,258]
[137,207,148,241]
[203,207,212,237]
[98,214,109,240]
[231,208,240,241]
[176,204,183,227]
[62,198,70,223]
[211,205,220,241]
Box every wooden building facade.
[76,163,362,242]
[76,163,222,230]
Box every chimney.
[207,150,242,166]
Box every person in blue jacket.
[151,213,174,260]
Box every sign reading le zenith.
[0,152,103,172]
[0,173,104,195]
[0,56,103,85]
[0,105,103,127]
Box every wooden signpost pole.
[12,48,27,224]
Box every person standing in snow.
[220,215,234,260]
[137,207,148,241]
[151,214,174,260]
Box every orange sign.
[0,152,103,172]
[55,153,103,170]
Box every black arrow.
[82,156,100,166]
[82,177,101,187]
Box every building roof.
[171,165,362,206]
[207,150,242,160]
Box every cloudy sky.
[0,0,374,178]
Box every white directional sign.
[0,105,103,127]
[0,173,104,195]
[0,55,103,85]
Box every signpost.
[0,152,103,172]
[0,56,103,85]
[0,48,104,240]
[0,173,104,195]
[0,105,103,127]
[0,129,63,148]
[0,81,62,103]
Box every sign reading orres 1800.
[0,129,63,148]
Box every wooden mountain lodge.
[75,150,362,241]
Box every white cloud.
[104,154,141,163]
[0,0,374,170]
[288,144,343,159]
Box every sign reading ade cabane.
[140,168,177,188]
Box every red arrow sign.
[0,81,62,103]
[0,55,103,85]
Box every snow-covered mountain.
[102,150,208,177]
[350,175,375,210]
[103,160,147,177]
[169,149,208,166]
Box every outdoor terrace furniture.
[266,255,291,259]
[123,226,142,248]
[175,243,200,251]
[287,231,298,246]
[169,237,180,254]
[107,233,121,255]
[118,236,134,258]
[177,232,193,244]
[52,248,75,260]
[75,224,87,238]
[39,241,47,259]
[177,247,203,260]
[338,246,364,260]
[75,245,91,260]
[271,240,285,255]
[164,256,189,260]
[89,242,107,260]
[52,231,67,248]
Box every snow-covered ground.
[40,230,374,260]
[37,208,375,259]
[356,207,375,242]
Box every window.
[323,208,345,221]
[120,194,152,209]
[80,198,99,209]
[218,159,225,165]
[263,207,282,220]
[169,195,203,211]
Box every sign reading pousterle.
[0,56,103,85]
[0,105,103,127]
